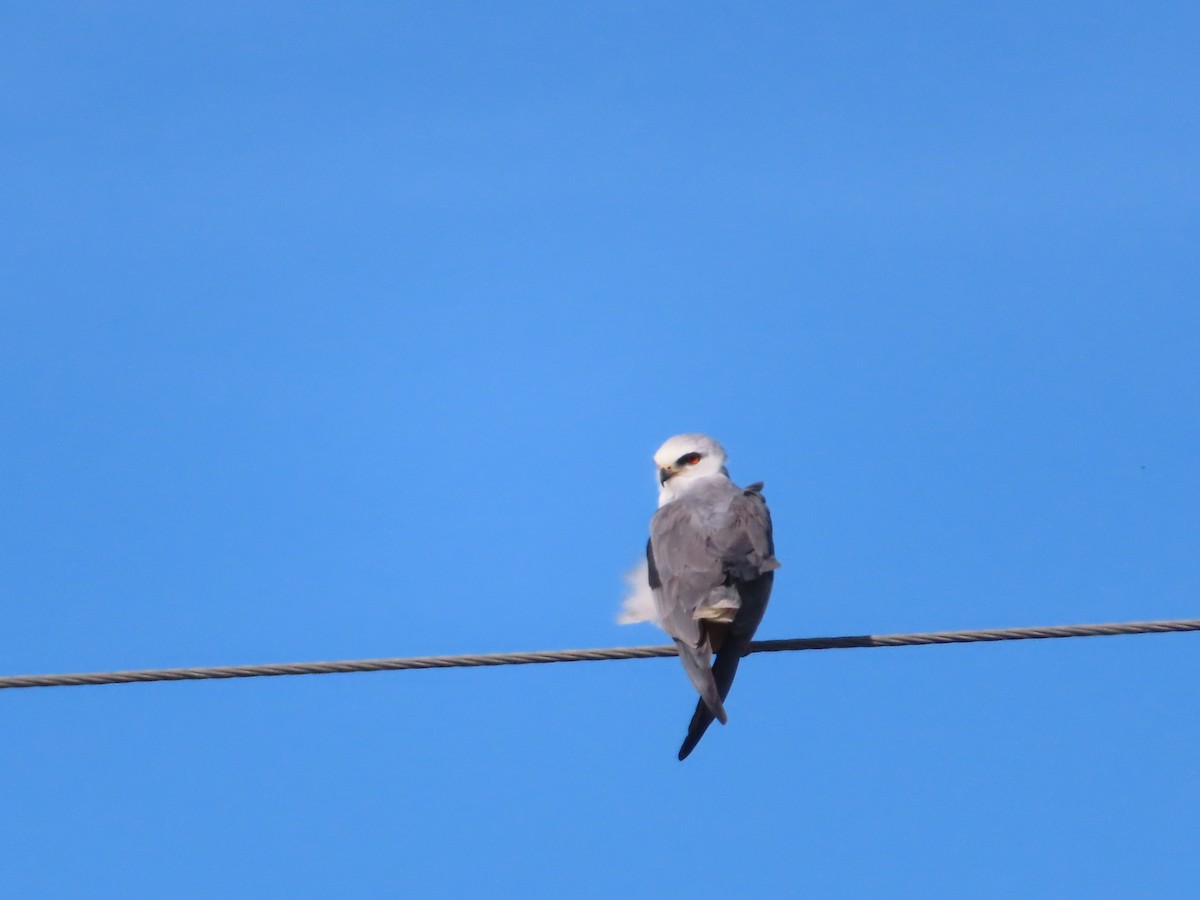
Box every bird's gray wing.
[648,499,729,722]
[676,484,780,760]
[709,482,779,587]
[647,500,723,644]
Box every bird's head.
[653,433,729,504]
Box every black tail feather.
[677,647,742,760]
[676,571,774,761]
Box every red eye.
[683,453,702,466]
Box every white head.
[653,433,729,505]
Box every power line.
[2,618,1197,691]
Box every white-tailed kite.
[622,434,780,760]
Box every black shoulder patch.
[645,537,662,590]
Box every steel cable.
[2,617,1197,691]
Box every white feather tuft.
[617,558,659,625]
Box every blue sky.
[2,2,1198,897]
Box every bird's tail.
[673,639,727,727]
[677,646,742,760]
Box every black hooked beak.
[659,467,674,485]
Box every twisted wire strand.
[1,618,1197,691]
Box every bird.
[631,433,780,760]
